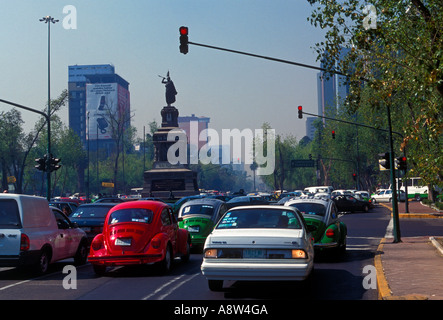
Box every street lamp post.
[39,16,58,201]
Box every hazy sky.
[0,0,326,141]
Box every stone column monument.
[141,72,199,199]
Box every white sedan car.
[201,205,314,291]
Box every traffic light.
[352,173,357,181]
[35,157,46,171]
[332,130,336,139]
[48,155,61,172]
[298,106,303,119]
[378,152,391,171]
[396,156,407,172]
[179,26,188,54]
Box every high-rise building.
[177,114,210,152]
[317,47,351,119]
[306,47,350,138]
[68,64,130,153]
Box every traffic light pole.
[386,104,401,242]
[184,34,401,241]
[0,98,51,201]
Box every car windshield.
[108,208,154,225]
[216,208,301,229]
[0,199,21,228]
[181,204,214,217]
[288,203,326,217]
[71,206,113,218]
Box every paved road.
[0,205,395,301]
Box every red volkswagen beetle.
[88,200,191,275]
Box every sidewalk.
[375,201,443,300]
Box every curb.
[430,237,443,256]
[375,236,443,300]
[379,203,443,219]
[374,238,392,300]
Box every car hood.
[206,228,305,247]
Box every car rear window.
[288,203,326,217]
[108,208,154,225]
[0,199,21,228]
[71,206,113,218]
[217,208,301,229]
[182,204,214,217]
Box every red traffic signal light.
[179,26,188,36]
[332,130,336,139]
[396,156,407,171]
[298,106,303,119]
[179,26,189,54]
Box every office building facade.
[68,64,130,153]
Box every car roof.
[183,198,225,206]
[285,197,331,206]
[228,205,297,212]
[110,199,171,211]
[77,202,117,207]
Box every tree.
[307,0,443,192]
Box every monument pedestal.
[142,163,198,199]
[141,105,199,199]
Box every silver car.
[201,205,314,291]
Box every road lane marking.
[157,272,200,300]
[141,274,186,300]
[0,279,32,291]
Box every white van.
[0,194,88,274]
[304,186,334,194]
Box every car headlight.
[204,248,218,258]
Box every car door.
[52,208,77,260]
[345,195,358,211]
[161,208,177,252]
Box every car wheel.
[159,245,172,274]
[74,240,88,265]
[93,264,107,276]
[35,249,50,275]
[208,280,223,291]
[181,239,191,263]
[362,205,369,213]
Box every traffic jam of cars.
[0,186,378,290]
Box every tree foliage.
[307,0,443,188]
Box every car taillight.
[326,229,335,238]
[204,248,218,258]
[291,249,307,259]
[151,237,161,249]
[20,233,30,251]
[91,234,104,251]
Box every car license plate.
[187,226,199,233]
[115,238,131,246]
[243,249,265,258]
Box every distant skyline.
[1,1,326,141]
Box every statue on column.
[160,71,177,106]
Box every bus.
[397,177,429,200]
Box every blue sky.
[0,0,326,140]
